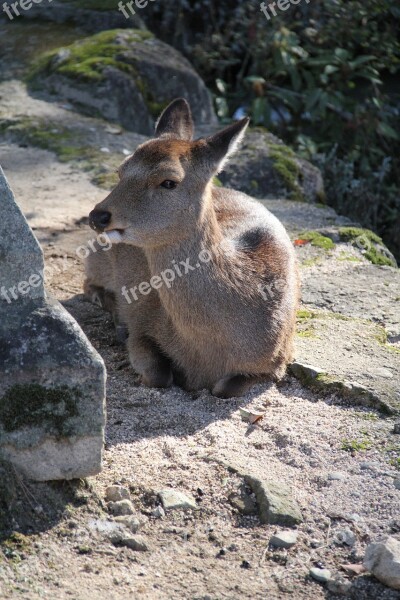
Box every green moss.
[298,230,335,250]
[213,176,223,187]
[0,384,81,437]
[341,438,372,452]
[297,308,314,320]
[1,118,95,162]
[301,257,322,267]
[296,330,317,338]
[339,227,396,267]
[354,411,378,421]
[1,532,32,562]
[337,251,362,263]
[268,144,304,202]
[0,117,123,190]
[28,29,152,84]
[250,179,259,191]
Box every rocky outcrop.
[0,167,106,481]
[28,29,217,136]
[219,129,325,204]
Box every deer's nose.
[89,210,112,232]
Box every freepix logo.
[260,0,311,21]
[2,0,53,20]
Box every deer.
[84,98,299,398]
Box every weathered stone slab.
[294,313,400,414]
[0,166,106,480]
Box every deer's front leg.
[127,332,173,388]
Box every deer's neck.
[144,195,226,301]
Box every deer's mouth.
[104,228,125,243]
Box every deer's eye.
[160,180,178,190]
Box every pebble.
[158,489,198,511]
[114,515,141,533]
[327,578,352,595]
[310,567,332,583]
[228,490,257,515]
[108,499,135,516]
[393,422,400,434]
[105,485,130,503]
[335,528,356,547]
[152,506,165,518]
[394,479,400,490]
[360,461,380,470]
[270,530,298,549]
[119,535,149,552]
[328,472,346,481]
[310,539,322,548]
[88,519,125,543]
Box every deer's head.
[89,98,249,248]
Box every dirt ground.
[0,134,399,599]
[0,36,399,597]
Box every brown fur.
[84,99,300,397]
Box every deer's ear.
[155,98,194,141]
[197,118,250,174]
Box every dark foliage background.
[141,0,400,259]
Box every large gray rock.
[0,166,106,481]
[29,29,217,136]
[363,536,400,590]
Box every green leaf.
[377,122,400,140]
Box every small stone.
[363,536,400,590]
[393,422,400,434]
[328,472,346,481]
[158,489,198,511]
[290,362,325,380]
[151,506,165,518]
[327,578,352,595]
[310,567,332,583]
[120,535,149,552]
[105,485,130,503]
[394,479,400,490]
[244,475,303,526]
[88,519,126,543]
[228,487,257,515]
[241,560,251,569]
[108,499,135,516]
[270,530,298,549]
[310,539,322,548]
[360,461,379,470]
[335,528,356,547]
[114,515,141,533]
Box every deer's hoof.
[212,374,254,398]
[141,369,173,389]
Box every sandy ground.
[0,69,399,599]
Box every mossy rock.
[218,129,324,203]
[338,227,397,267]
[28,29,216,136]
[298,230,335,251]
